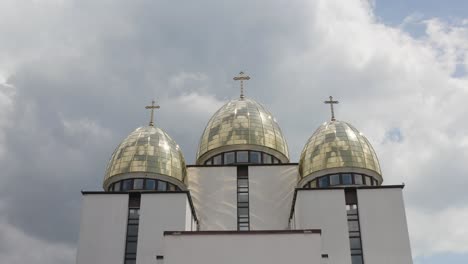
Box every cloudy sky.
[0,0,467,263]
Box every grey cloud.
[0,0,468,262]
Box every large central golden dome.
[196,97,289,164]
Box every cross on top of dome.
[324,96,339,121]
[233,71,251,99]
[145,100,160,126]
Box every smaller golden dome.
[103,126,187,190]
[196,97,289,164]
[299,120,382,184]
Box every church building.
[76,72,413,264]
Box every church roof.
[299,120,382,179]
[196,97,290,164]
[103,125,187,190]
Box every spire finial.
[324,96,339,121]
[145,100,160,126]
[233,71,251,99]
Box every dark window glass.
[348,220,360,232]
[347,204,358,215]
[250,151,261,163]
[350,249,362,255]
[213,155,222,165]
[342,174,352,185]
[372,178,377,186]
[125,260,136,264]
[365,176,372,186]
[238,202,249,207]
[168,183,176,191]
[347,215,358,220]
[238,179,248,188]
[350,237,361,249]
[224,152,235,164]
[133,179,144,190]
[145,179,156,190]
[114,181,121,191]
[237,151,248,163]
[238,208,249,218]
[205,159,212,165]
[330,174,340,185]
[354,174,363,185]
[273,157,280,164]
[263,153,272,164]
[129,209,139,219]
[238,217,249,223]
[126,242,137,253]
[122,180,133,191]
[351,255,363,264]
[319,177,329,188]
[239,226,249,231]
[127,225,139,236]
[157,181,167,191]
[238,187,248,193]
[238,193,248,202]
[309,180,317,188]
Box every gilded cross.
[145,100,160,126]
[324,96,339,121]
[233,71,251,99]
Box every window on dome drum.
[145,179,156,190]
[342,174,353,185]
[250,151,261,164]
[224,152,235,164]
[307,173,378,188]
[237,151,249,163]
[330,174,340,186]
[263,153,272,164]
[365,176,372,186]
[133,179,144,190]
[113,181,121,191]
[237,166,250,231]
[354,174,363,185]
[213,155,222,165]
[203,150,282,165]
[318,177,329,188]
[110,179,181,192]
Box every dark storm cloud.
[0,0,313,246]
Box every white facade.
[137,193,196,264]
[76,192,196,264]
[292,189,352,264]
[358,188,413,264]
[76,194,129,264]
[76,167,413,264]
[163,230,322,264]
[291,186,413,264]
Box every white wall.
[293,190,352,264]
[357,188,413,264]
[163,231,322,264]
[249,165,298,230]
[187,166,238,230]
[137,193,194,264]
[76,194,129,264]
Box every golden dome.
[299,120,382,183]
[103,126,187,190]
[196,97,290,164]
